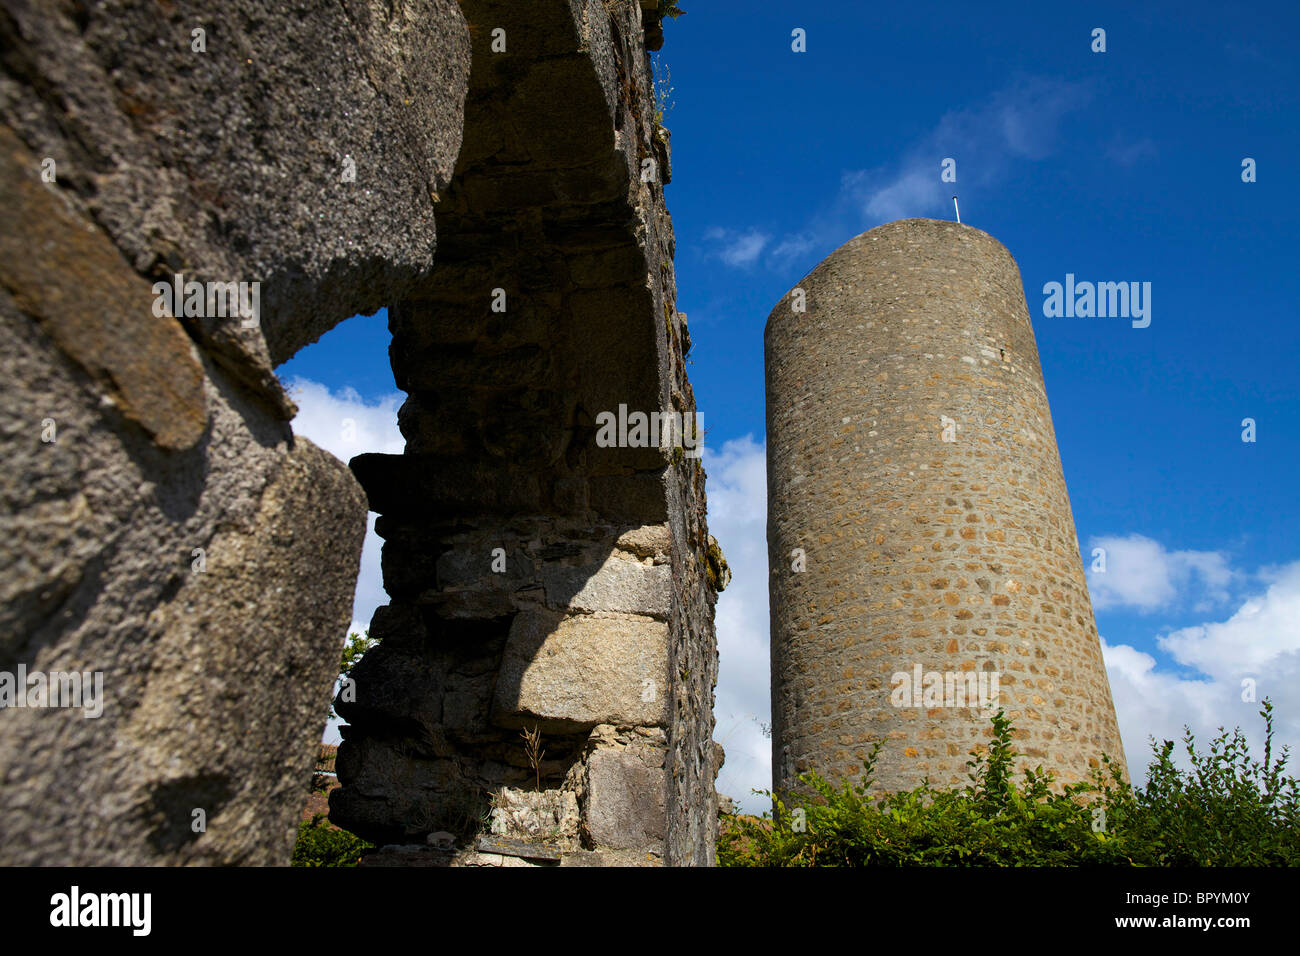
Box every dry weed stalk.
[521,724,544,792]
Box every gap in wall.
[275,307,401,747]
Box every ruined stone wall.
[0,0,719,866]
[0,0,469,864]
[332,0,723,867]
[765,218,1126,795]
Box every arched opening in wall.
[327,238,678,854]
[275,308,402,751]
[278,0,713,865]
[0,0,719,869]
[319,0,701,855]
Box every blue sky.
[280,2,1300,811]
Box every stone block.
[585,749,667,849]
[437,545,534,590]
[492,610,667,730]
[474,836,562,862]
[615,524,672,560]
[559,847,662,867]
[488,788,580,841]
[543,555,670,618]
[334,642,443,737]
[0,125,209,450]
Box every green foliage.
[719,700,1299,867]
[329,629,377,721]
[339,629,376,680]
[1104,699,1299,865]
[291,814,373,867]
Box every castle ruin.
[1,1,1126,869]
[0,0,720,867]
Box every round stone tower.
[765,218,1126,796]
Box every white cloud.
[1158,562,1300,678]
[703,227,770,268]
[283,377,405,461]
[703,435,773,814]
[1102,560,1300,779]
[768,232,818,263]
[1086,533,1233,612]
[703,77,1095,275]
[848,166,945,225]
[843,76,1092,226]
[286,377,404,746]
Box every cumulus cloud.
[1157,562,1300,679]
[702,436,773,814]
[1085,533,1234,612]
[703,227,770,268]
[1102,560,1300,777]
[283,377,405,461]
[285,377,404,745]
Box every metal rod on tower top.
[953,196,961,224]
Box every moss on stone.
[705,535,729,592]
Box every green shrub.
[291,814,372,867]
[719,699,1299,867]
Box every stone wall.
[0,0,473,861]
[765,219,1127,796]
[331,0,724,867]
[0,0,721,866]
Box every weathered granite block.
[488,788,580,842]
[543,555,670,618]
[585,748,667,849]
[615,524,673,562]
[0,0,470,866]
[492,610,668,730]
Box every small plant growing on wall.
[651,55,675,125]
[522,724,545,792]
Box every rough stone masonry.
[0,0,723,866]
[765,219,1127,797]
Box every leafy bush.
[291,814,372,867]
[719,699,1299,866]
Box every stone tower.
[765,218,1126,796]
